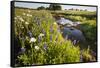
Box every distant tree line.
[65,8,87,11]
[37,4,62,11]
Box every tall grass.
[14,8,82,66]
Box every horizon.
[15,2,96,11]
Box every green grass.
[14,8,84,66]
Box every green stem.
[31,43,33,64]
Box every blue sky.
[15,2,96,11]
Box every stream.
[56,17,87,49]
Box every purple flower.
[37,20,41,26]
[43,43,47,50]
[57,29,60,32]
[91,50,96,57]
[38,36,42,43]
[42,29,46,36]
[34,16,38,20]
[73,40,77,45]
[27,31,32,38]
[50,35,52,41]
[35,18,41,26]
[50,26,53,33]
[20,47,26,54]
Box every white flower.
[17,16,20,18]
[53,22,57,25]
[30,37,36,43]
[19,17,24,22]
[27,14,32,17]
[27,14,30,16]
[28,10,31,13]
[25,22,29,25]
[23,13,26,15]
[39,33,44,37]
[29,14,32,17]
[21,26,24,29]
[35,46,39,50]
[14,17,17,20]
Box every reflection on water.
[62,27,86,44]
[57,18,73,25]
[57,17,80,26]
[56,17,87,48]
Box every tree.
[37,6,45,10]
[48,4,62,11]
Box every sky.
[15,2,96,11]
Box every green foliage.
[82,46,96,62]
[64,15,85,22]
[48,4,62,11]
[80,20,96,52]
[37,6,46,10]
[14,8,81,66]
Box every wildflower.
[27,31,32,38]
[27,14,32,17]
[19,17,24,22]
[34,16,38,21]
[23,13,26,15]
[35,46,39,50]
[30,37,36,43]
[36,19,41,26]
[25,22,29,25]
[38,36,42,43]
[21,26,24,29]
[29,14,32,17]
[50,26,53,32]
[39,33,44,37]
[42,29,46,35]
[43,43,47,50]
[20,47,26,53]
[53,22,57,25]
[14,17,17,20]
[50,35,52,41]
[38,33,44,42]
[16,16,20,18]
[18,47,26,54]
[27,14,30,17]
[91,50,96,57]
[73,39,77,45]
[57,29,60,32]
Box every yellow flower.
[53,22,57,25]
